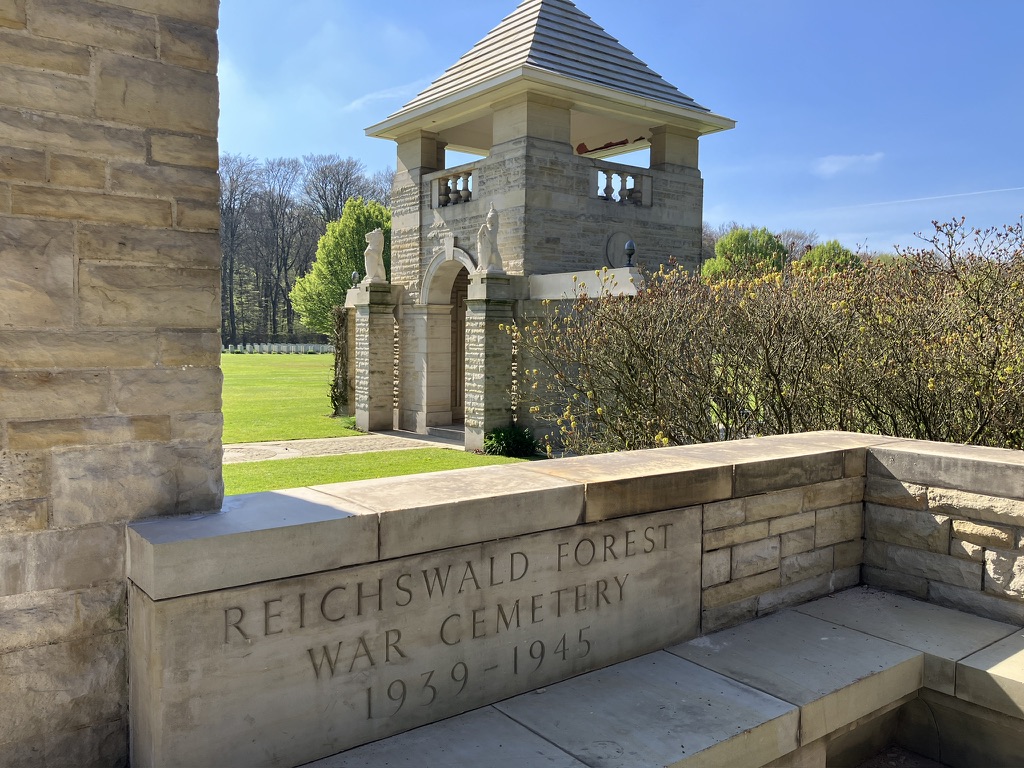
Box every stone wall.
[0,0,221,764]
[864,440,1024,624]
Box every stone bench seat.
[307,587,1023,768]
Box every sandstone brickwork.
[0,0,221,763]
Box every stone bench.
[308,587,1024,768]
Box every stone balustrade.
[592,161,654,207]
[428,164,476,209]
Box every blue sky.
[220,0,1024,252]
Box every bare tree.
[365,167,396,207]
[220,154,259,345]
[302,154,368,226]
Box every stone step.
[426,424,465,443]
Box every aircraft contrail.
[835,186,1024,210]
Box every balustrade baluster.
[461,172,472,202]
[439,178,451,207]
[603,172,614,201]
[449,175,462,204]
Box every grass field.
[223,449,523,494]
[221,353,361,444]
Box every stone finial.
[476,203,504,274]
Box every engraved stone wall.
[0,0,221,763]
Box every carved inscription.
[140,508,699,766]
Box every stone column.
[399,305,454,432]
[465,274,515,451]
[354,284,397,432]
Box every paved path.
[223,431,464,465]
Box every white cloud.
[342,78,432,114]
[813,152,884,178]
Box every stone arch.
[421,248,476,305]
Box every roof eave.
[365,66,735,142]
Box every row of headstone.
[222,344,333,354]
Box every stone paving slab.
[300,707,587,768]
[223,431,463,464]
[957,628,1024,719]
[796,586,1021,695]
[668,610,923,745]
[494,651,799,768]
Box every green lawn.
[221,353,361,444]
[224,449,524,495]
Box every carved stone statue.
[362,228,387,284]
[475,203,503,274]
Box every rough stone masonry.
[0,0,223,763]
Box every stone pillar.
[0,0,221,764]
[399,305,454,432]
[464,274,516,451]
[354,284,397,432]
[650,125,700,171]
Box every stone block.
[803,477,864,511]
[0,632,126,746]
[957,630,1024,720]
[110,367,220,415]
[984,549,1024,599]
[669,610,923,746]
[130,510,700,765]
[0,533,26,595]
[29,0,156,57]
[0,719,127,768]
[781,547,833,586]
[174,197,219,230]
[928,581,1024,624]
[869,442,1024,501]
[48,153,106,189]
[928,487,1024,525]
[0,330,159,369]
[0,28,90,73]
[864,476,928,509]
[702,596,758,633]
[50,443,177,526]
[797,586,1020,697]
[0,144,45,181]
[0,62,92,116]
[780,528,815,557]
[864,503,950,553]
[952,519,1015,549]
[844,447,868,478]
[105,0,218,27]
[703,547,730,588]
[815,503,862,547]
[0,371,109,421]
[834,539,864,569]
[108,161,218,202]
[79,264,218,327]
[12,187,173,227]
[0,451,46,506]
[24,525,124,592]
[703,498,744,530]
[0,500,47,534]
[950,538,985,562]
[703,568,779,609]
[0,582,126,654]
[0,107,147,160]
[149,132,218,169]
[733,451,845,497]
[769,510,815,536]
[756,570,845,616]
[519,449,731,522]
[310,707,587,768]
[169,411,222,442]
[0,0,25,28]
[704,521,769,551]
[0,217,74,329]
[128,488,379,599]
[171,441,222,513]
[494,653,799,768]
[77,224,220,268]
[8,415,170,451]
[732,537,781,579]
[158,330,221,366]
[865,541,983,590]
[96,52,217,136]
[742,488,803,523]
[158,18,217,72]
[862,565,928,598]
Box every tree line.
[219,153,393,347]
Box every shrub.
[483,425,541,458]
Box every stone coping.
[306,587,1024,767]
[127,432,890,600]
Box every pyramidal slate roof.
[395,0,710,116]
